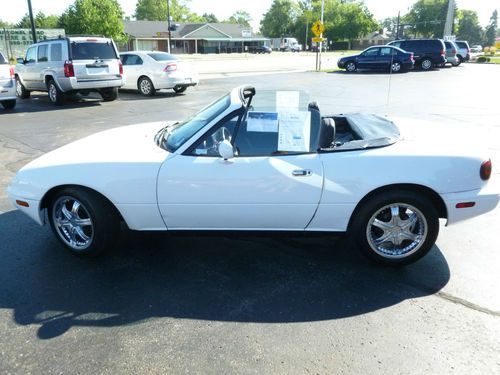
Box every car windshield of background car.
[164,94,231,152]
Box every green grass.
[489,56,500,64]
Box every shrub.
[484,47,490,53]
[489,46,497,55]
[477,56,491,63]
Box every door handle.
[292,169,312,177]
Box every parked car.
[0,52,16,110]
[387,39,446,70]
[470,45,482,53]
[443,41,460,66]
[119,51,198,96]
[455,40,471,62]
[15,36,123,105]
[337,45,414,73]
[8,86,499,265]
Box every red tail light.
[480,159,492,180]
[164,63,177,72]
[452,48,456,54]
[410,53,414,61]
[9,66,14,78]
[440,49,445,56]
[64,60,74,77]
[119,60,123,75]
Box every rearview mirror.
[218,140,234,160]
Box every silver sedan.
[119,51,199,96]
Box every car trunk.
[69,40,120,81]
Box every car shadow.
[331,69,441,75]
[0,210,450,339]
[12,93,103,113]
[118,90,182,101]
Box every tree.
[456,10,483,45]
[381,16,398,35]
[202,13,219,23]
[484,9,498,46]
[226,11,252,27]
[403,0,448,38]
[134,0,198,22]
[58,0,126,42]
[260,0,300,37]
[0,19,13,28]
[16,12,60,29]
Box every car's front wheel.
[390,61,402,73]
[351,191,439,266]
[1,100,16,109]
[47,80,65,105]
[48,188,120,257]
[138,76,156,96]
[345,61,357,72]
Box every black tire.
[47,80,65,105]
[350,190,439,266]
[16,77,30,99]
[173,85,187,94]
[345,61,357,72]
[138,76,156,96]
[1,100,16,109]
[100,87,118,102]
[48,187,120,257]
[420,58,433,71]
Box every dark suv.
[387,39,446,70]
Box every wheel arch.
[346,183,447,233]
[137,75,153,89]
[40,184,126,225]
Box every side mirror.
[218,140,234,160]
[16,58,25,64]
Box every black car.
[250,45,272,54]
[387,39,446,70]
[337,45,414,73]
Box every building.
[124,20,268,54]
[351,29,394,50]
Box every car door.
[378,47,396,69]
[20,46,38,90]
[34,43,49,90]
[156,113,324,230]
[120,53,144,90]
[357,47,380,69]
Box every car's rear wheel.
[48,188,120,257]
[390,61,402,73]
[47,80,65,105]
[420,58,433,70]
[345,61,357,72]
[16,77,30,99]
[173,85,187,94]
[100,87,118,102]
[138,76,156,96]
[1,100,16,109]
[351,191,439,266]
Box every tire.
[48,187,120,257]
[1,100,16,109]
[138,76,156,96]
[350,190,439,266]
[457,55,464,64]
[420,58,433,70]
[345,61,357,72]
[173,85,187,94]
[16,77,30,99]
[390,61,402,73]
[100,87,118,102]
[47,80,65,105]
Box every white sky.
[1,0,497,30]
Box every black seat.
[318,117,336,149]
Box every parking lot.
[1,59,499,373]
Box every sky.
[1,0,498,31]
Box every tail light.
[164,63,177,72]
[440,49,445,56]
[119,60,123,75]
[9,66,14,78]
[452,48,456,54]
[64,60,74,77]
[410,53,414,61]
[480,159,492,180]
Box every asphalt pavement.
[0,60,499,374]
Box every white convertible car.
[7,86,499,265]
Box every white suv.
[0,52,16,110]
[15,36,123,105]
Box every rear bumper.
[154,73,199,90]
[59,76,123,91]
[0,78,16,99]
[443,183,500,225]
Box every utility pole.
[396,11,400,39]
[318,0,325,70]
[443,0,455,38]
[166,0,171,53]
[27,0,37,43]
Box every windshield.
[148,52,177,61]
[163,94,232,152]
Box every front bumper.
[7,193,44,225]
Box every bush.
[477,56,491,63]
[489,46,497,55]
[484,47,490,53]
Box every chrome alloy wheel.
[139,78,152,95]
[16,79,23,96]
[52,196,94,250]
[391,62,401,72]
[421,59,432,70]
[346,62,356,72]
[366,203,428,259]
[48,83,58,103]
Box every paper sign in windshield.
[278,111,311,152]
[247,112,278,132]
[276,91,300,112]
